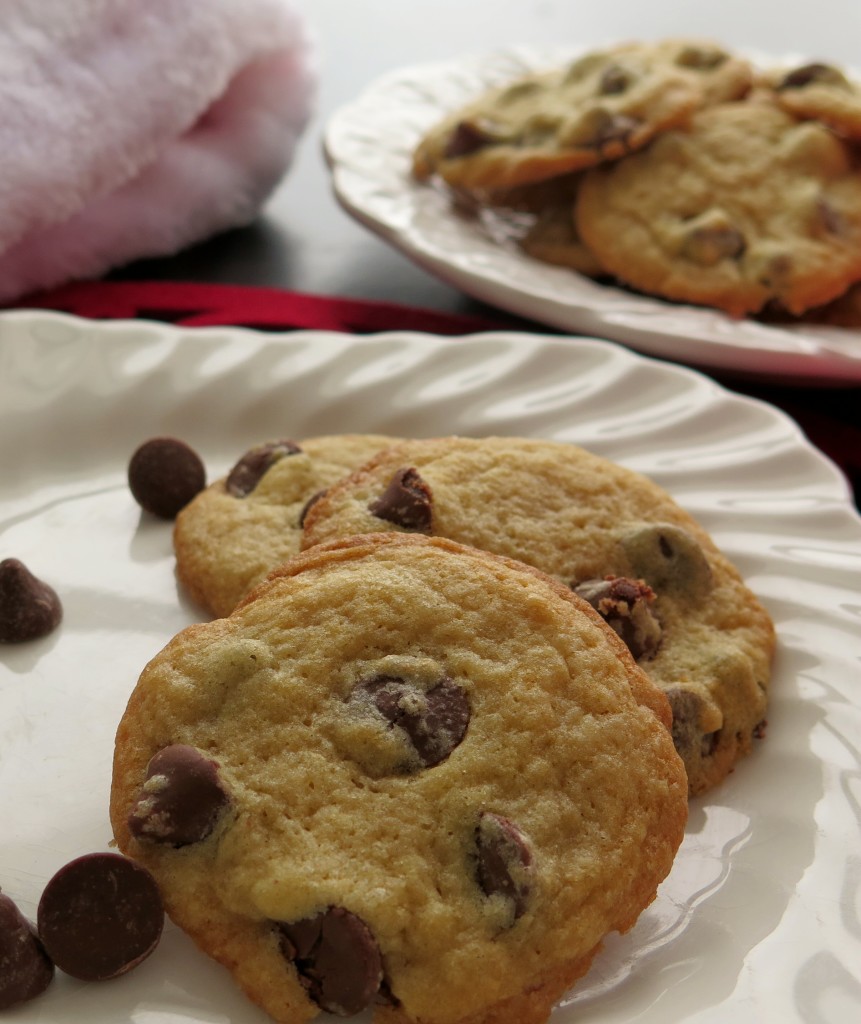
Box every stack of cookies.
[110,431,774,1024]
[412,38,861,322]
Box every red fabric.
[12,279,860,508]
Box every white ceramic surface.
[323,47,861,385]
[1,311,860,1022]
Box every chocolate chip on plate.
[368,467,433,532]
[0,891,54,1009]
[278,907,383,1016]
[355,674,470,768]
[0,558,62,643]
[225,439,303,498]
[128,436,206,519]
[37,852,164,981]
[128,744,231,847]
[475,812,533,921]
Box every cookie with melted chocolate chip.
[302,436,775,796]
[576,97,861,316]
[412,39,753,192]
[111,533,686,1024]
[173,434,398,617]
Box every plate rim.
[323,44,861,386]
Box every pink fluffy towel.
[0,0,315,301]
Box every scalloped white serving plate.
[1,311,860,1023]
[324,47,861,385]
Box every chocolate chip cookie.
[302,436,775,796]
[576,98,861,316]
[173,434,397,617]
[111,533,687,1024]
[412,39,753,191]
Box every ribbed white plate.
[1,311,860,1023]
[324,47,861,385]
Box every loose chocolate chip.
[444,119,499,159]
[298,488,328,528]
[475,812,533,921]
[778,62,848,90]
[278,907,383,1016]
[128,744,231,847]
[572,576,662,660]
[368,467,433,532]
[597,63,634,95]
[37,852,163,981]
[0,892,54,1009]
[226,439,302,498]
[356,674,470,768]
[0,559,62,643]
[128,436,206,519]
[621,524,713,599]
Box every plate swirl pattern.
[324,48,861,384]
[1,311,860,1022]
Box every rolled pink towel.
[0,0,315,301]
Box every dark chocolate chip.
[128,744,231,847]
[37,852,163,981]
[598,63,634,95]
[0,891,54,1009]
[589,111,642,150]
[356,674,470,768]
[128,436,206,519]
[777,62,848,90]
[298,488,328,528]
[572,576,662,660]
[665,687,708,762]
[0,559,62,644]
[753,719,768,740]
[226,439,302,498]
[701,729,720,758]
[681,222,746,265]
[368,467,433,532]
[278,907,383,1016]
[475,812,532,921]
[444,119,498,159]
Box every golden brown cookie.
[173,434,397,617]
[412,39,752,191]
[576,99,861,316]
[302,436,776,796]
[111,533,687,1024]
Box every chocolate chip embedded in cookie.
[766,59,861,139]
[412,39,753,193]
[576,99,861,316]
[302,435,775,796]
[173,433,399,617]
[112,533,687,1024]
